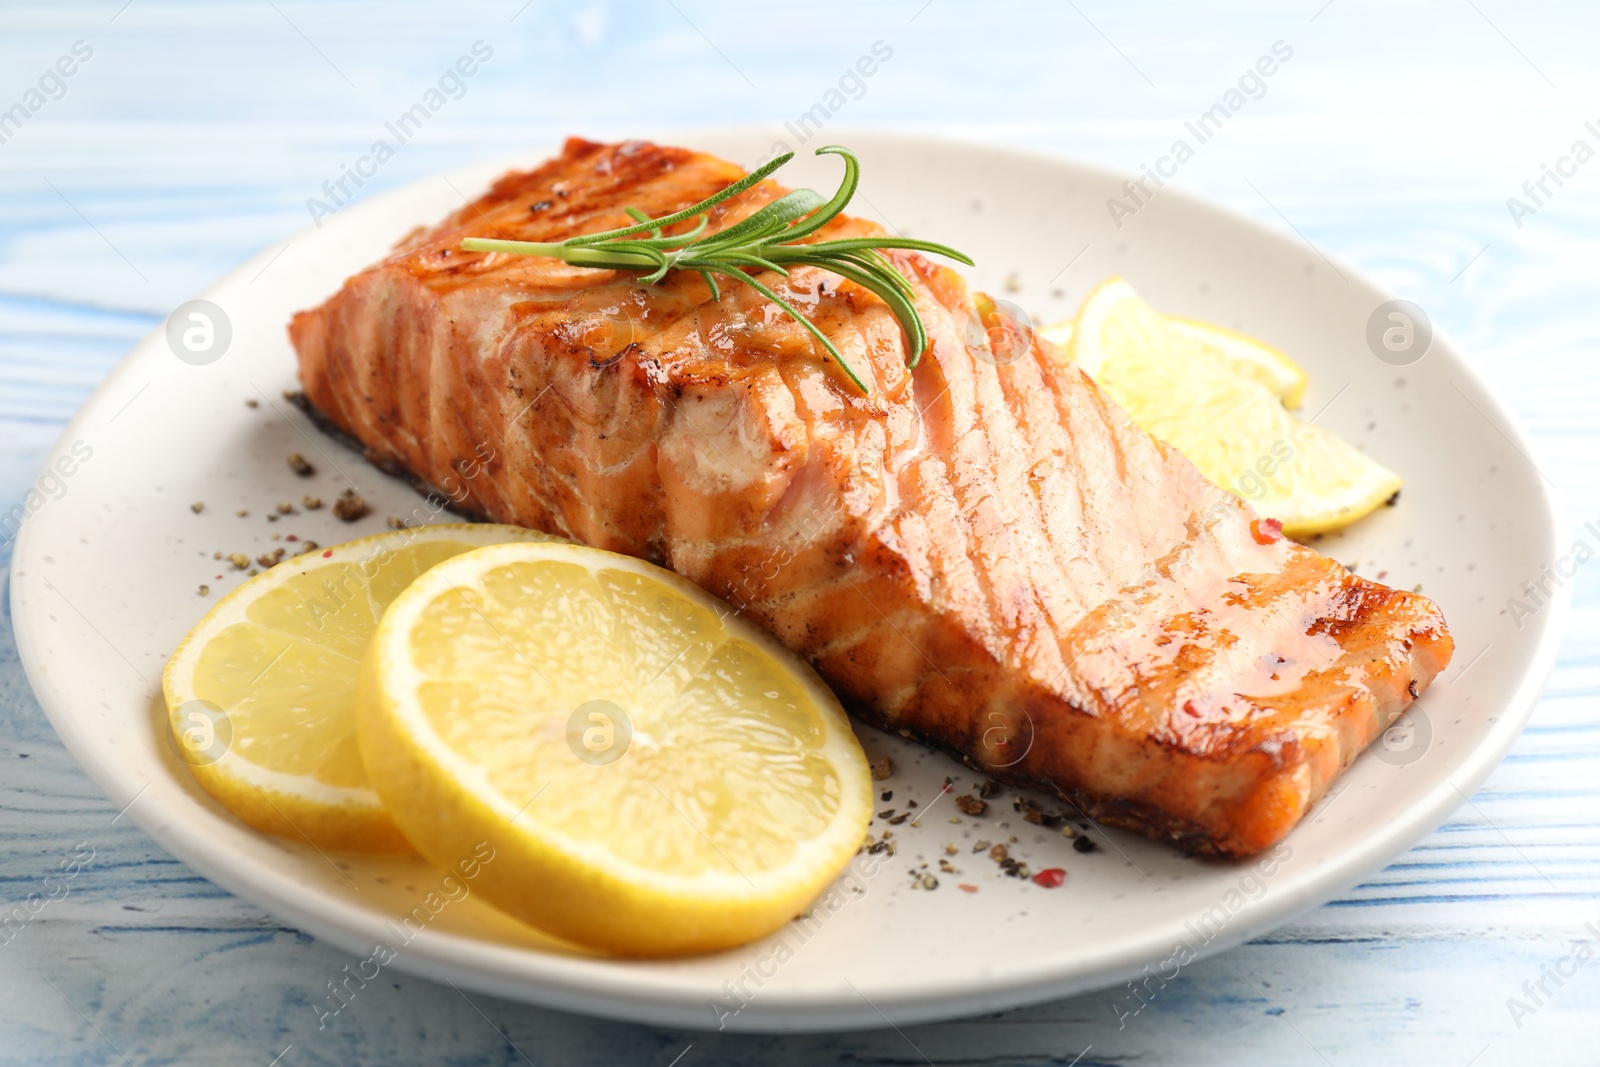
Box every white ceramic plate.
[9,128,1566,1032]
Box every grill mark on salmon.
[290,137,1453,858]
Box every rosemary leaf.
[460,146,973,393]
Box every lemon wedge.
[1068,277,1400,538]
[356,541,873,956]
[162,524,559,852]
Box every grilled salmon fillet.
[290,137,1453,858]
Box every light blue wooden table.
[2,2,1596,1063]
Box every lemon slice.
[1044,308,1305,407]
[1071,277,1400,538]
[1166,317,1308,408]
[356,541,873,956]
[1040,320,1075,349]
[162,524,559,852]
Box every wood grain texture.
[2,1,1598,1063]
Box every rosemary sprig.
[460,146,973,393]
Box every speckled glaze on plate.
[8,129,1567,1032]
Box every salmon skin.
[290,137,1453,859]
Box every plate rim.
[7,125,1571,1032]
